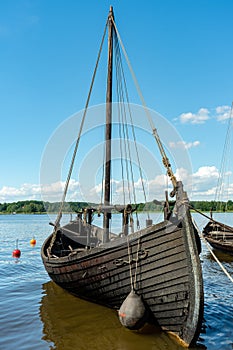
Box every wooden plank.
[140,272,190,294]
[151,299,189,312]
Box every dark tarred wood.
[41,200,204,347]
[203,220,233,255]
[103,6,114,243]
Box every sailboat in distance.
[41,7,204,347]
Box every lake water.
[0,212,233,350]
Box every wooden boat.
[202,103,233,254]
[203,220,233,255]
[41,7,204,347]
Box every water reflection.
[204,249,233,263]
[40,282,204,350]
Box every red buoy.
[12,239,21,258]
[12,249,21,258]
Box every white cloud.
[41,179,81,202]
[178,105,232,124]
[179,108,210,124]
[0,179,81,203]
[144,165,222,201]
[0,184,41,202]
[1,165,232,203]
[190,166,220,199]
[169,140,200,149]
[88,176,167,203]
[149,165,233,202]
[215,105,232,122]
[193,165,219,178]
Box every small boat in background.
[41,7,204,347]
[203,219,233,255]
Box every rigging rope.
[111,18,178,193]
[52,11,177,243]
[100,142,106,208]
[115,41,127,205]
[54,20,108,228]
[127,237,134,290]
[126,236,142,291]
[115,36,133,205]
[133,237,141,290]
[113,29,149,222]
[215,102,233,210]
[119,56,149,212]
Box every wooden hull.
[41,213,203,347]
[203,221,233,255]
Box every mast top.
[109,6,114,19]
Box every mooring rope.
[204,239,233,283]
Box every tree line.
[190,200,233,212]
[0,200,91,214]
[0,199,233,214]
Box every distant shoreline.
[0,199,233,214]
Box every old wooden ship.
[41,7,204,347]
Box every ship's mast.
[103,6,114,243]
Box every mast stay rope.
[51,20,108,234]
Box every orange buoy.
[30,237,36,246]
[12,239,21,258]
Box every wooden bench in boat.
[208,231,233,241]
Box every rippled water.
[0,213,233,350]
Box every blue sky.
[0,0,233,203]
